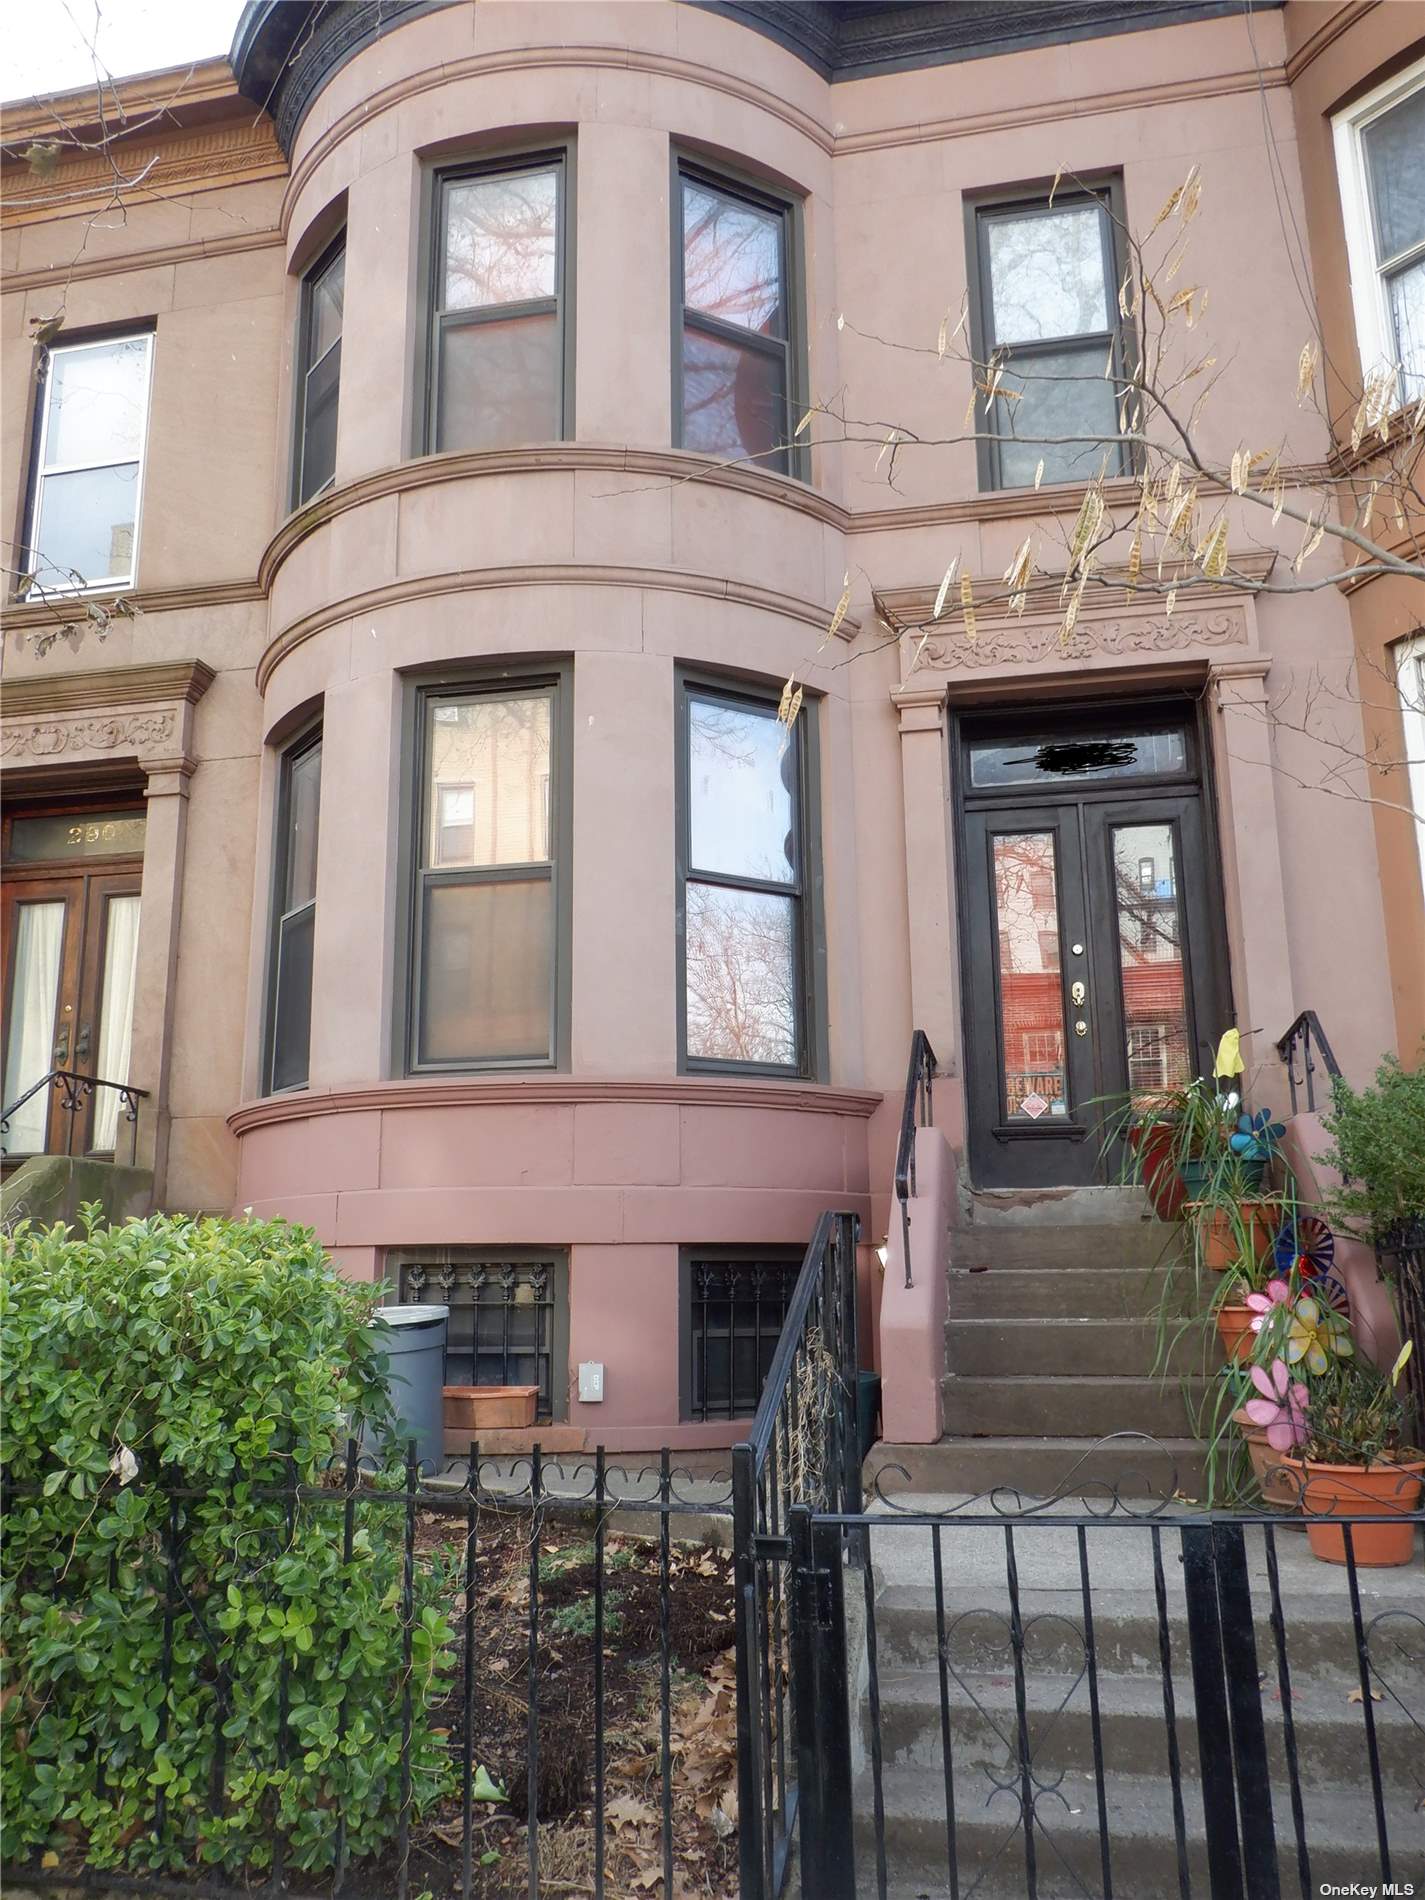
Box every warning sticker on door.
[1019,1093,1049,1120]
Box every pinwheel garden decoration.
[1273,1213,1334,1282]
[1230,1108,1286,1162]
[1242,1358,1308,1451]
[1246,1277,1292,1337]
[1284,1292,1355,1376]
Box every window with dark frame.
[676,162,799,475]
[970,184,1129,491]
[409,678,562,1071]
[293,234,344,507]
[678,678,816,1075]
[24,331,154,595]
[1334,64,1425,404]
[684,1250,801,1421]
[427,152,569,453]
[396,1252,566,1423]
[266,728,322,1094]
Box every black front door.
[958,706,1227,1189]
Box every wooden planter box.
[443,1385,539,1431]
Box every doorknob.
[53,1024,70,1066]
[75,1020,92,1063]
[1070,981,1086,1006]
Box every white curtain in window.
[3,901,65,1153]
[93,894,141,1152]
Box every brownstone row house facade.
[2,0,1422,1460]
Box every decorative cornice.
[257,562,861,693]
[910,604,1250,671]
[4,228,283,297]
[0,708,180,763]
[257,443,845,593]
[0,58,241,144]
[228,1074,886,1137]
[2,117,286,230]
[0,660,216,719]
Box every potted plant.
[1282,1348,1423,1566]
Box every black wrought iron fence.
[730,1207,861,1900]
[0,1068,147,1166]
[1,1445,740,1900]
[790,1456,1425,1900]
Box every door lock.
[1074,1019,1088,1037]
[1070,981,1086,1006]
[76,1021,92,1062]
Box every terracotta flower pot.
[1282,1456,1425,1567]
[1191,1200,1279,1272]
[442,1385,539,1431]
[1214,1304,1256,1363]
[1232,1410,1298,1508]
[1131,1123,1185,1221]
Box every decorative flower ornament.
[1242,1359,1308,1451]
[1285,1294,1355,1377]
[1246,1277,1293,1336]
[1272,1214,1334,1283]
[1230,1109,1286,1162]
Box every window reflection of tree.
[686,886,795,1065]
[445,174,557,307]
[429,695,551,868]
[689,702,794,885]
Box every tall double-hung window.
[24,331,154,593]
[969,183,1129,490]
[407,675,568,1071]
[1334,58,1425,402]
[675,163,802,476]
[266,727,322,1093]
[677,676,821,1076]
[293,234,344,506]
[426,151,571,452]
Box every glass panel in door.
[991,831,1069,1121]
[92,893,141,1150]
[1108,821,1191,1111]
[3,900,66,1153]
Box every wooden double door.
[2,804,145,1159]
[958,705,1228,1189]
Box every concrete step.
[947,1264,1191,1321]
[865,1666,1423,1792]
[940,1374,1208,1439]
[852,1765,1424,1896]
[864,1436,1204,1500]
[946,1317,1212,1378]
[949,1221,1185,1274]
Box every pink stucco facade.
[3,1,1418,1448]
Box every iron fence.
[1,1444,739,1900]
[731,1207,861,1900]
[0,1068,147,1166]
[788,1453,1425,1900]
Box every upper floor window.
[677,676,821,1075]
[676,163,801,476]
[968,184,1128,490]
[426,151,570,453]
[266,727,322,1093]
[294,234,344,507]
[407,674,568,1071]
[25,332,154,594]
[1396,631,1425,903]
[1334,59,1425,404]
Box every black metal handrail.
[1276,1011,1341,1115]
[893,1030,936,1288]
[1,1070,148,1169]
[732,1207,861,1900]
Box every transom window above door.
[425,150,571,453]
[968,183,1129,490]
[24,332,154,594]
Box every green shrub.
[1,1210,453,1878]
[1320,1054,1425,1242]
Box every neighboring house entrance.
[957,699,1227,1188]
[1,800,144,1160]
